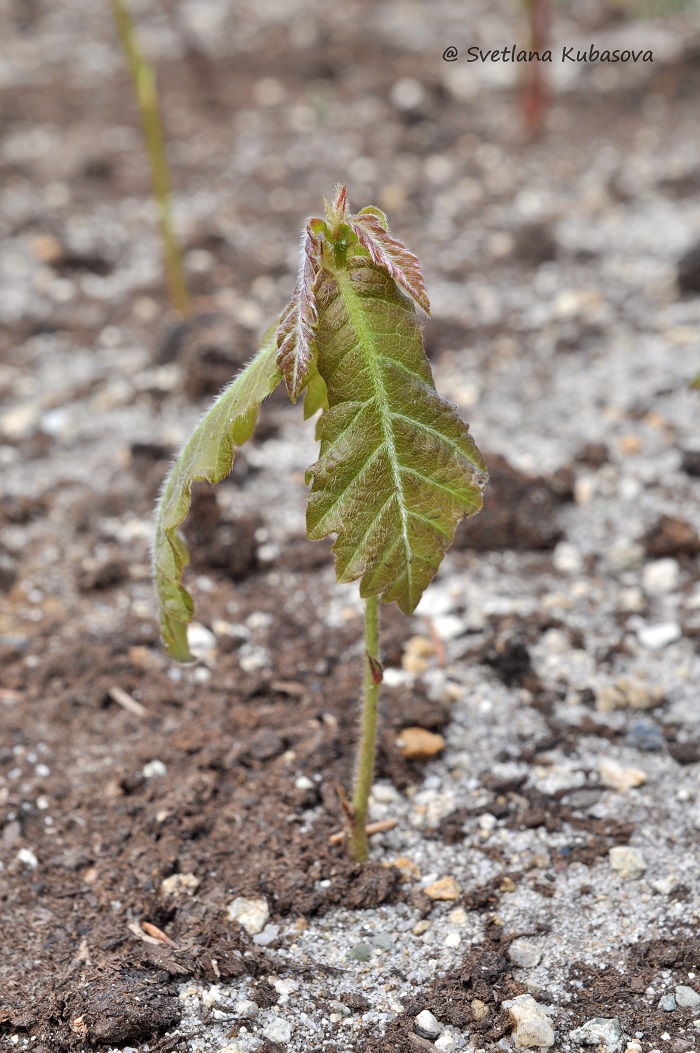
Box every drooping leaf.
[153,326,282,659]
[306,249,488,616]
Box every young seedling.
[153,187,488,861]
[111,0,190,318]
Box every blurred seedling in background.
[110,0,190,318]
[153,187,488,862]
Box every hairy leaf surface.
[153,328,282,659]
[306,258,487,615]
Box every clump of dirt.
[455,453,569,552]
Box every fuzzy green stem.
[349,595,381,863]
[110,0,191,318]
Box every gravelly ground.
[2,2,700,1052]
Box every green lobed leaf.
[153,326,282,659]
[306,250,488,615]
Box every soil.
[2,2,700,1052]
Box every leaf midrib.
[335,269,412,594]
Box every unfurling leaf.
[351,211,430,315]
[276,224,322,401]
[305,215,487,616]
[153,327,282,659]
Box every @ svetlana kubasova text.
[464,44,653,63]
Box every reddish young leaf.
[276,223,322,400]
[350,213,430,315]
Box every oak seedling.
[153,186,488,861]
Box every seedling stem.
[110,0,190,318]
[350,596,381,862]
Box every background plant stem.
[349,595,381,862]
[110,0,191,318]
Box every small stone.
[553,541,584,574]
[642,559,680,595]
[371,932,394,950]
[675,985,700,1009]
[396,727,446,760]
[415,1010,442,1038]
[16,848,39,870]
[347,942,371,961]
[448,907,468,927]
[253,924,279,946]
[413,920,432,936]
[234,999,259,1019]
[659,994,677,1011]
[424,876,461,901]
[616,676,665,711]
[142,759,167,778]
[226,896,270,934]
[160,873,200,898]
[505,994,555,1048]
[471,998,488,1021]
[637,622,681,650]
[404,635,436,658]
[609,846,646,880]
[402,652,430,674]
[626,722,665,752]
[650,875,678,896]
[599,758,647,792]
[508,938,542,969]
[643,514,700,557]
[390,856,422,881]
[444,931,461,948]
[391,77,426,111]
[187,621,217,658]
[262,1016,292,1044]
[569,1017,622,1046]
[435,1032,458,1053]
[329,1000,351,1018]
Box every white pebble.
[234,1000,259,1019]
[505,994,555,1048]
[508,938,542,969]
[253,924,279,946]
[553,542,584,574]
[16,848,39,869]
[435,1032,458,1053]
[226,896,269,934]
[599,758,647,792]
[642,558,680,595]
[609,846,646,880]
[142,759,167,779]
[637,622,681,650]
[675,985,700,1009]
[569,1017,622,1046]
[415,1009,442,1037]
[187,622,217,658]
[391,77,425,111]
[263,1017,293,1044]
